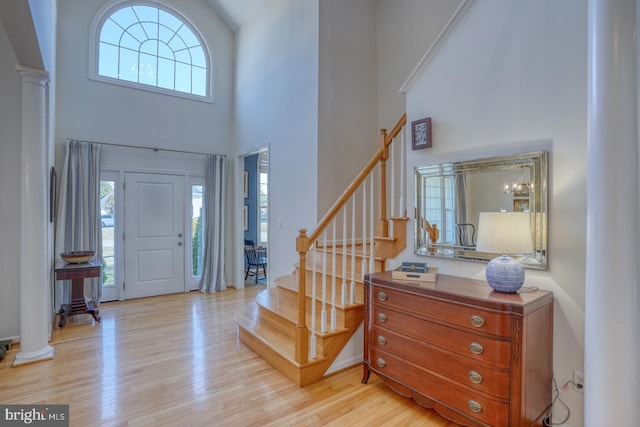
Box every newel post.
[378,128,389,237]
[295,229,310,364]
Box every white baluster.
[331,221,337,330]
[370,173,375,273]
[390,137,395,220]
[342,206,347,306]
[310,243,317,359]
[399,127,406,217]
[321,231,327,333]
[361,180,367,277]
[350,197,356,305]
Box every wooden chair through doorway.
[455,223,476,248]
[244,244,267,283]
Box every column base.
[13,345,55,366]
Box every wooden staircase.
[236,244,374,386]
[236,115,408,386]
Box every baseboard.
[325,354,362,375]
[0,335,20,346]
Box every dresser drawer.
[370,347,510,427]
[372,284,512,337]
[371,305,512,369]
[370,325,510,400]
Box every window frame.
[89,0,214,103]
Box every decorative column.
[585,0,639,425]
[13,66,55,366]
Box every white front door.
[124,172,185,299]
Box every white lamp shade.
[476,212,534,255]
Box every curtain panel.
[199,154,228,293]
[54,140,102,309]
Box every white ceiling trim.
[399,0,475,94]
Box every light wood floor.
[0,286,457,427]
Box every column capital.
[15,65,49,87]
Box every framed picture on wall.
[513,199,529,212]
[244,205,249,230]
[244,171,249,199]
[411,117,432,150]
[49,167,56,222]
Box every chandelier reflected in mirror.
[503,172,530,196]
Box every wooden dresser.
[362,271,553,427]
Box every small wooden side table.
[55,259,102,327]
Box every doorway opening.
[242,148,269,286]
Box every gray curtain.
[54,140,102,309]
[455,174,468,225]
[199,154,227,293]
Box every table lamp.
[475,212,534,293]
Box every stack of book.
[391,262,438,282]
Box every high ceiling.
[205,0,262,32]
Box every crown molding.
[399,0,475,94]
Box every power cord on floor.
[531,376,571,426]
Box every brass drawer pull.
[377,291,388,301]
[377,335,387,346]
[470,315,485,328]
[469,342,484,355]
[376,358,386,368]
[377,313,387,323]
[467,400,482,413]
[468,371,483,384]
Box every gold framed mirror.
[415,151,548,269]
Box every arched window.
[91,1,212,101]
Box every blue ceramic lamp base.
[485,255,525,293]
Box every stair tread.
[275,273,365,306]
[236,302,328,366]
[256,288,355,336]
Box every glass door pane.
[191,184,203,280]
[100,178,118,301]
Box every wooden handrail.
[306,113,406,244]
[384,113,407,147]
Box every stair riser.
[275,287,351,332]
[257,304,296,339]
[237,326,303,386]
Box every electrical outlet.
[573,370,584,391]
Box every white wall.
[55,0,235,286]
[376,0,463,128]
[55,0,233,156]
[234,0,319,284]
[399,1,586,425]
[317,0,378,215]
[0,20,23,340]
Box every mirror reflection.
[415,151,548,269]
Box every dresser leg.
[361,364,371,384]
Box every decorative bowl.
[61,251,96,264]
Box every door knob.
[178,233,183,238]
[178,241,183,246]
